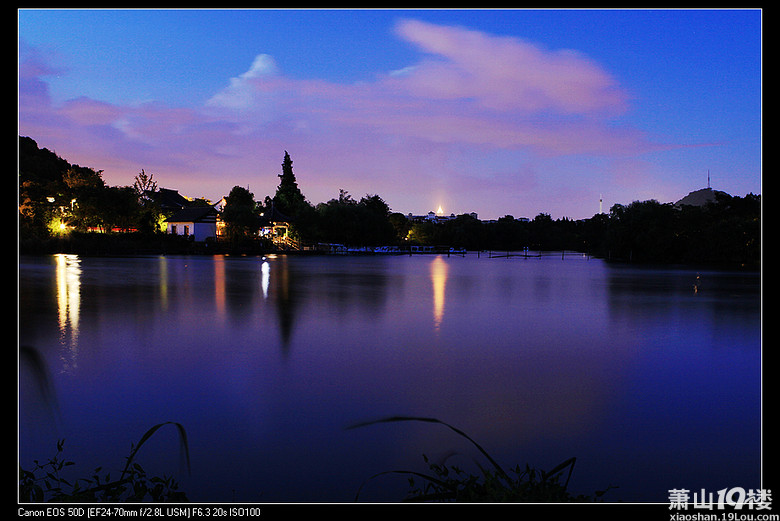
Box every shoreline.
[18,237,760,273]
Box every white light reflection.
[261,259,270,299]
[55,254,80,372]
[430,256,448,332]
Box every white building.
[165,207,219,241]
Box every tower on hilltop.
[674,170,728,208]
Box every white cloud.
[206,53,280,110]
[240,54,279,79]
[388,65,418,77]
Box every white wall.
[167,221,217,241]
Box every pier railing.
[483,249,591,259]
[310,243,592,258]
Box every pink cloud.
[199,19,641,157]
[59,97,128,126]
[392,18,629,115]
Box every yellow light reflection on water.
[159,256,169,311]
[55,253,80,372]
[430,256,448,332]
[214,255,225,318]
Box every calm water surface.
[18,253,761,503]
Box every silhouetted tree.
[357,194,396,246]
[314,191,397,246]
[133,169,158,200]
[270,151,317,243]
[389,212,412,243]
[273,151,307,217]
[221,186,260,243]
[441,214,485,250]
[132,170,163,234]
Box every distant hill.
[19,136,72,185]
[674,187,728,208]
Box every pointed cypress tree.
[273,151,307,217]
[270,151,318,244]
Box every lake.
[18,252,762,504]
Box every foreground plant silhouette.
[347,416,615,502]
[20,422,190,503]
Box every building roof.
[260,203,294,224]
[148,188,191,211]
[165,206,218,223]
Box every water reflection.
[261,259,270,299]
[17,255,760,503]
[205,255,296,350]
[55,253,80,372]
[431,256,447,331]
[159,255,169,311]
[271,255,296,350]
[605,266,761,337]
[214,255,225,319]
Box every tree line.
[18,136,760,268]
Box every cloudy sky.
[18,8,761,220]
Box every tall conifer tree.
[273,151,306,217]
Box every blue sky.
[18,8,762,220]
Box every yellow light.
[431,256,447,332]
[55,253,81,370]
[49,217,70,235]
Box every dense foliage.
[418,196,760,269]
[19,136,760,268]
[349,416,615,503]
[221,185,261,244]
[20,424,189,503]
